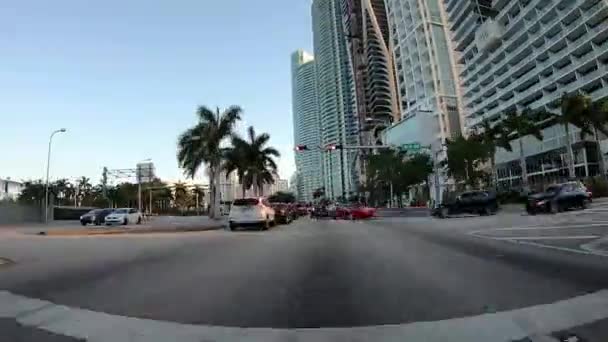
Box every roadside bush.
[585,176,608,198]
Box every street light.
[45,128,67,223]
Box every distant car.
[526,182,591,215]
[311,203,330,218]
[434,191,498,218]
[104,208,142,226]
[349,205,376,219]
[229,198,275,231]
[272,203,294,224]
[80,208,113,226]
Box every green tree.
[583,98,608,177]
[444,134,490,187]
[223,142,249,198]
[268,191,296,203]
[558,93,591,179]
[499,109,546,190]
[18,180,46,205]
[173,182,190,212]
[177,105,242,219]
[476,120,512,190]
[231,126,280,196]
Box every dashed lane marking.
[490,235,600,241]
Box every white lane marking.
[2,290,608,342]
[470,233,608,257]
[479,223,608,232]
[490,235,600,241]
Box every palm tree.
[223,142,249,198]
[476,120,511,190]
[558,92,591,179]
[177,105,242,219]
[77,177,92,206]
[499,109,545,191]
[584,99,608,177]
[230,126,280,196]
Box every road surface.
[2,210,608,341]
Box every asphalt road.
[2,212,608,341]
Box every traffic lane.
[375,218,608,287]
[4,218,608,329]
[473,225,608,239]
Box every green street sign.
[401,142,421,150]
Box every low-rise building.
[0,178,24,201]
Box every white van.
[228,198,275,231]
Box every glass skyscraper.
[312,0,360,200]
[291,50,324,202]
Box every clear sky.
[0,0,313,185]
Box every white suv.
[228,198,275,231]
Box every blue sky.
[0,0,313,185]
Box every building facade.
[342,0,401,140]
[0,178,23,201]
[313,0,361,200]
[446,0,608,188]
[386,0,464,145]
[291,50,325,202]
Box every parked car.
[526,182,591,215]
[272,203,294,224]
[229,197,275,231]
[80,208,113,226]
[311,203,330,218]
[104,208,142,225]
[434,191,498,218]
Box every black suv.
[434,191,498,218]
[526,182,591,215]
[80,208,114,226]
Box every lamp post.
[45,128,67,223]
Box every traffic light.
[326,144,343,151]
[294,145,308,151]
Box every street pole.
[389,181,394,208]
[339,148,346,201]
[44,128,66,224]
[196,192,199,216]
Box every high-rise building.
[291,50,325,202]
[312,0,360,200]
[342,0,401,143]
[385,0,464,144]
[446,0,608,187]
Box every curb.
[35,225,224,237]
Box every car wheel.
[549,202,559,214]
[582,198,590,209]
[229,222,236,231]
[81,221,87,226]
[123,218,128,225]
[137,217,142,225]
[262,219,270,231]
[440,207,449,218]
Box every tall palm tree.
[223,142,248,198]
[558,92,591,179]
[230,126,280,196]
[584,99,608,178]
[499,109,545,191]
[77,176,92,206]
[177,105,242,219]
[476,120,511,190]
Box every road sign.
[401,143,421,151]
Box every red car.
[333,205,376,220]
[350,205,376,219]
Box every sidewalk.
[1,216,226,236]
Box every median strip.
[35,225,224,237]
